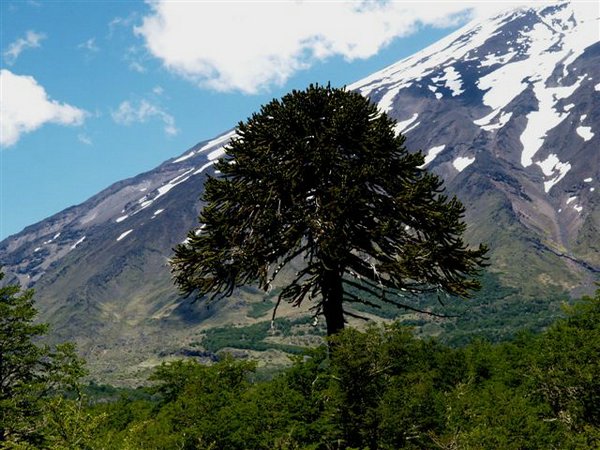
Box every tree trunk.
[321,267,345,336]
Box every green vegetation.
[247,299,276,319]
[201,317,311,354]
[172,84,487,336]
[3,286,594,448]
[0,272,88,448]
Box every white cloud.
[124,45,147,73]
[129,61,146,73]
[0,70,87,147]
[135,1,531,94]
[78,133,93,145]
[108,13,138,38]
[112,99,178,136]
[3,30,46,65]
[78,38,99,53]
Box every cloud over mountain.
[112,99,178,136]
[136,1,529,94]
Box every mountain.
[1,1,599,384]
[347,1,600,294]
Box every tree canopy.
[171,84,487,335]
[0,272,86,445]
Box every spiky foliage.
[172,84,487,335]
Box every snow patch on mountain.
[43,232,60,245]
[350,4,514,96]
[520,76,583,167]
[420,145,446,167]
[462,3,598,167]
[453,156,475,172]
[536,153,571,193]
[377,83,411,112]
[577,126,594,141]
[480,50,517,67]
[208,147,226,161]
[477,111,513,131]
[70,236,85,250]
[439,66,464,96]
[117,230,133,242]
[193,161,216,175]
[141,169,195,211]
[394,113,419,135]
[172,130,236,164]
[576,114,594,141]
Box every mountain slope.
[1,1,598,383]
[349,1,600,293]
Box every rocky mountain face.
[347,1,600,295]
[1,1,598,383]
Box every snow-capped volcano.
[353,1,598,191]
[1,1,598,382]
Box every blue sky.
[0,1,518,240]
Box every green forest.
[1,275,599,449]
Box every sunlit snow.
[42,232,61,245]
[520,76,583,167]
[172,130,236,164]
[420,145,446,167]
[349,3,513,96]
[566,196,576,204]
[394,113,418,135]
[172,150,195,163]
[403,121,420,134]
[576,126,594,141]
[453,156,475,172]
[208,147,226,161]
[117,230,133,242]
[480,51,517,67]
[440,66,464,96]
[193,161,216,175]
[584,178,592,182]
[481,112,512,131]
[536,153,571,193]
[70,236,86,250]
[116,215,128,223]
[377,82,411,112]
[575,114,594,141]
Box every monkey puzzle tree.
[171,84,487,336]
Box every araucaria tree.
[171,84,488,336]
